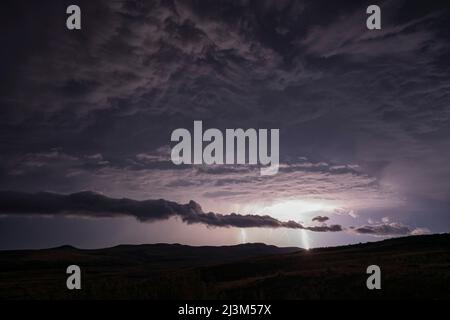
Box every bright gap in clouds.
[240,199,339,222]
[237,199,340,249]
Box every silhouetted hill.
[0,234,449,299]
[0,242,300,272]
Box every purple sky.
[1,0,450,249]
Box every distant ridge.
[19,233,450,252]
[0,234,449,299]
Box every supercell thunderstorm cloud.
[1,0,450,249]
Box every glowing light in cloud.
[240,199,339,222]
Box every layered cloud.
[1,0,449,247]
[350,222,429,237]
[0,190,343,231]
[0,149,400,213]
[0,190,432,237]
[2,0,449,204]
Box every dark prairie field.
[0,234,449,299]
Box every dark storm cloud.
[2,0,448,163]
[308,224,342,232]
[0,145,385,207]
[0,0,450,242]
[312,215,329,223]
[0,0,327,170]
[1,0,304,121]
[350,223,429,237]
[0,190,342,232]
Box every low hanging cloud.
[1,191,432,236]
[350,223,430,237]
[0,191,342,232]
[312,215,329,223]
